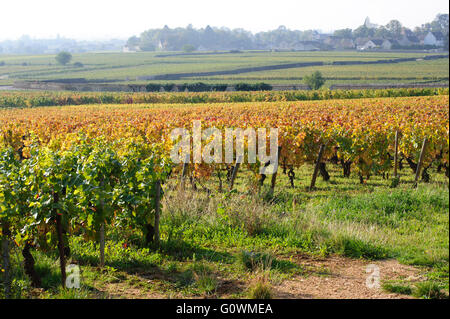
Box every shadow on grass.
[331,236,389,260]
[216,278,246,296]
[237,250,301,274]
[32,255,110,298]
[157,239,235,264]
[70,237,234,274]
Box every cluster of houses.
[268,32,446,52]
[254,29,446,52]
[123,17,448,53]
[295,18,447,52]
[354,31,445,51]
[331,17,447,51]
[124,31,447,53]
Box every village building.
[364,17,379,29]
[122,45,140,53]
[355,38,369,50]
[423,32,445,47]
[291,41,321,51]
[324,36,355,50]
[397,35,420,47]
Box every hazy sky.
[0,0,448,40]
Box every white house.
[355,38,369,50]
[381,39,393,50]
[360,40,377,50]
[423,32,445,47]
[324,37,355,50]
[123,46,138,53]
[397,35,420,47]
[158,40,169,50]
[359,39,390,50]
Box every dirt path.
[89,255,423,299]
[274,256,422,299]
[98,282,168,299]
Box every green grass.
[202,59,449,84]
[382,280,448,299]
[382,281,413,295]
[413,281,448,299]
[1,161,448,299]
[190,262,219,295]
[248,272,273,299]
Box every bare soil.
[94,255,423,299]
[273,255,422,299]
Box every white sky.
[0,0,448,40]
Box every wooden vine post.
[229,156,243,191]
[270,146,282,192]
[54,193,66,288]
[310,144,326,190]
[99,190,105,268]
[1,222,11,298]
[414,137,428,188]
[393,130,400,179]
[288,167,295,188]
[180,154,189,190]
[154,180,161,247]
[217,168,223,192]
[259,172,267,188]
[99,223,105,268]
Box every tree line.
[337,14,448,43]
[126,14,449,52]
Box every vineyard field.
[1,95,448,176]
[1,51,448,87]
[0,94,449,299]
[2,0,450,305]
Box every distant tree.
[333,29,353,38]
[121,17,448,53]
[374,26,391,39]
[138,29,158,51]
[185,82,210,92]
[431,14,449,34]
[126,36,140,48]
[386,20,403,39]
[234,82,272,91]
[162,83,175,92]
[352,25,374,38]
[55,51,72,65]
[182,44,196,52]
[254,83,273,91]
[211,84,228,91]
[413,26,427,38]
[139,42,156,51]
[303,71,326,90]
[145,83,162,92]
[0,61,5,66]
[234,83,253,91]
[203,25,217,49]
[73,62,84,67]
